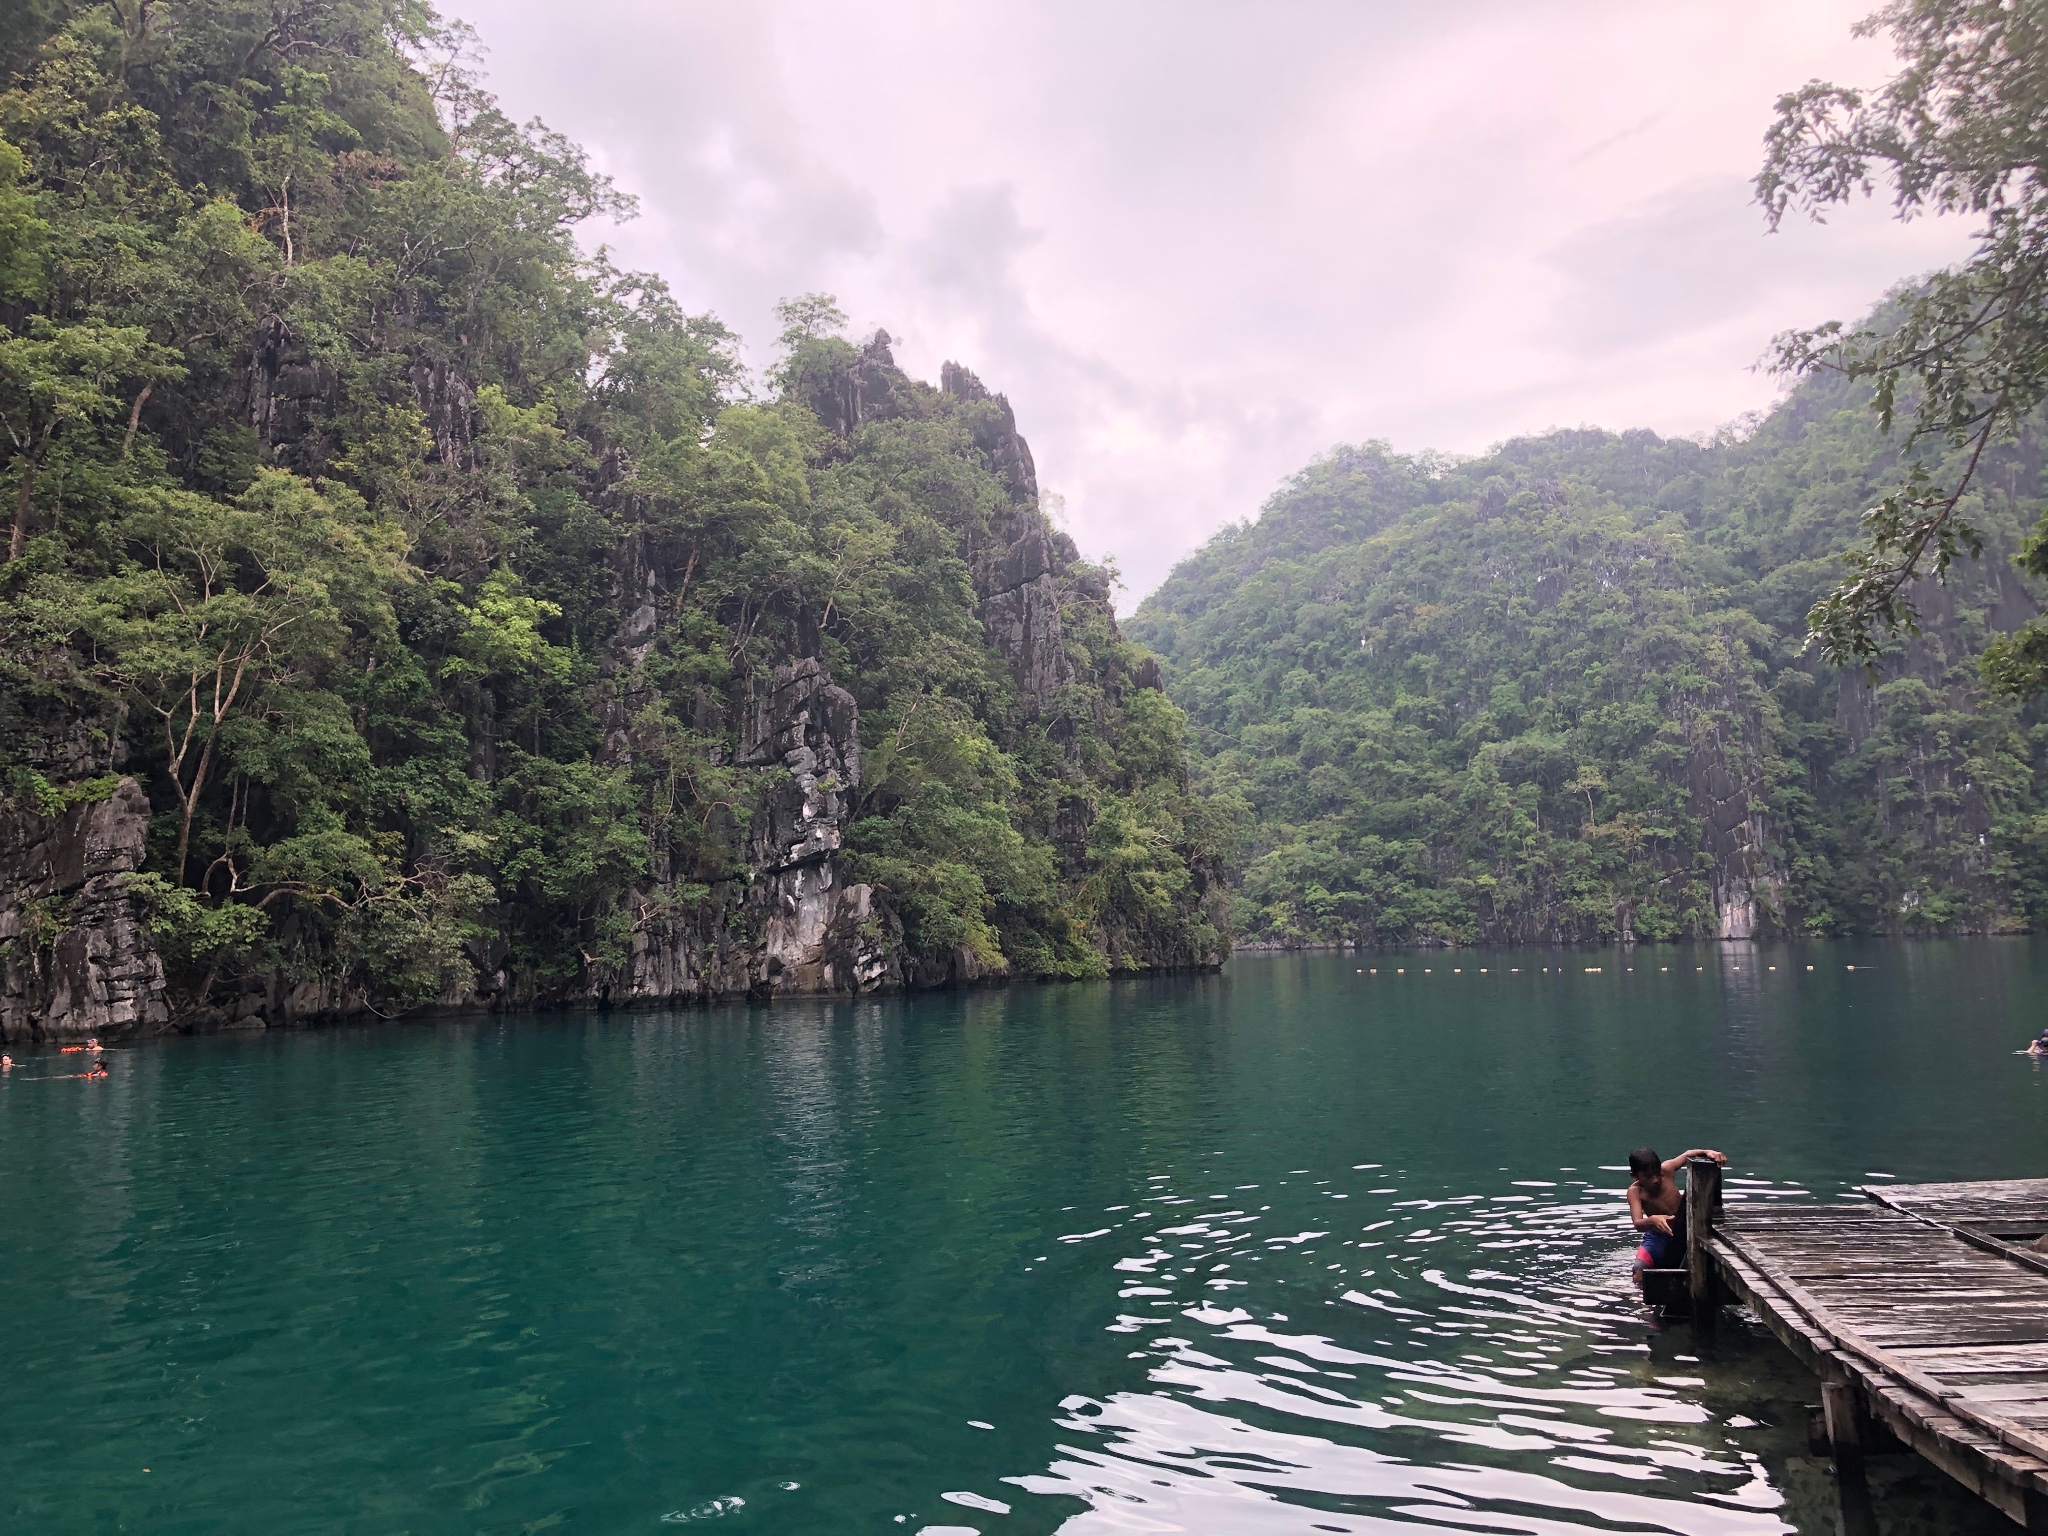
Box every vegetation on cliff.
[1136,1,2048,952]
[1130,362,2048,947]
[0,0,1223,1027]
[1758,0,2048,679]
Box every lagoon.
[5,941,2048,1534]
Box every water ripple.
[1002,1175,1799,1536]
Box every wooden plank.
[1734,1230,1957,1245]
[1826,1296,2048,1316]
[1828,1296,2048,1312]
[1752,1250,1977,1263]
[1896,1347,2048,1375]
[1874,1211,2048,1230]
[1865,1191,2048,1283]
[1818,1302,2048,1310]
[1854,1323,2048,1348]
[1782,1273,2033,1287]
[1800,1268,2048,1284]
[1783,1261,2038,1272]
[1734,1215,1924,1226]
[1771,1235,2027,1251]
[1728,1220,1920,1233]
[1879,1180,2048,1202]
[1752,1252,1989,1268]
[1711,1234,2048,1526]
[1832,1308,2048,1327]
[1713,1228,2048,1469]
[1860,1332,2048,1353]
[1953,1384,2048,1406]
[1730,1242,1930,1254]
[1744,1233,1975,1247]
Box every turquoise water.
[5,940,2048,1534]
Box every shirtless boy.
[1629,1144,1727,1287]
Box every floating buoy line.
[1346,959,1872,976]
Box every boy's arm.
[1661,1148,1727,1174]
[1629,1185,1673,1235]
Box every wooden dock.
[1694,1170,2048,1528]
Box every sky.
[450,0,1976,608]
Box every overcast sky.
[452,0,1974,607]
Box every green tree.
[0,137,45,301]
[81,471,407,882]
[1758,0,2048,677]
[0,320,178,558]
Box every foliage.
[1132,374,2048,946]
[0,0,1213,1017]
[1759,0,2048,675]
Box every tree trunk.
[173,730,219,886]
[123,381,154,457]
[8,456,34,562]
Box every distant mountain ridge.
[1130,365,2048,945]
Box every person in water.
[2028,1030,2048,1056]
[1629,1145,1727,1286]
[0,1054,12,1072]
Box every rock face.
[0,567,927,1041]
[941,361,1040,505]
[1679,642,1787,942]
[738,659,898,996]
[248,314,332,455]
[1692,762,1783,942]
[253,313,475,469]
[935,362,1076,714]
[786,336,1113,726]
[0,778,168,1041]
[802,329,914,442]
[586,657,902,1008]
[980,527,1074,713]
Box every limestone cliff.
[0,2,1234,1043]
[0,335,1219,1039]
[0,778,167,1041]
[1675,629,1788,943]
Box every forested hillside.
[0,1,1225,1039]
[1130,364,2048,946]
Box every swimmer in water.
[1629,1144,1728,1291]
[1,1054,13,1072]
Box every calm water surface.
[7,941,2048,1535]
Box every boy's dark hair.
[1628,1146,1661,1178]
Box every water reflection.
[999,1173,1820,1536]
[3,943,2041,1535]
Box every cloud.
[1545,175,1960,361]
[913,186,1037,301]
[451,0,1978,607]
